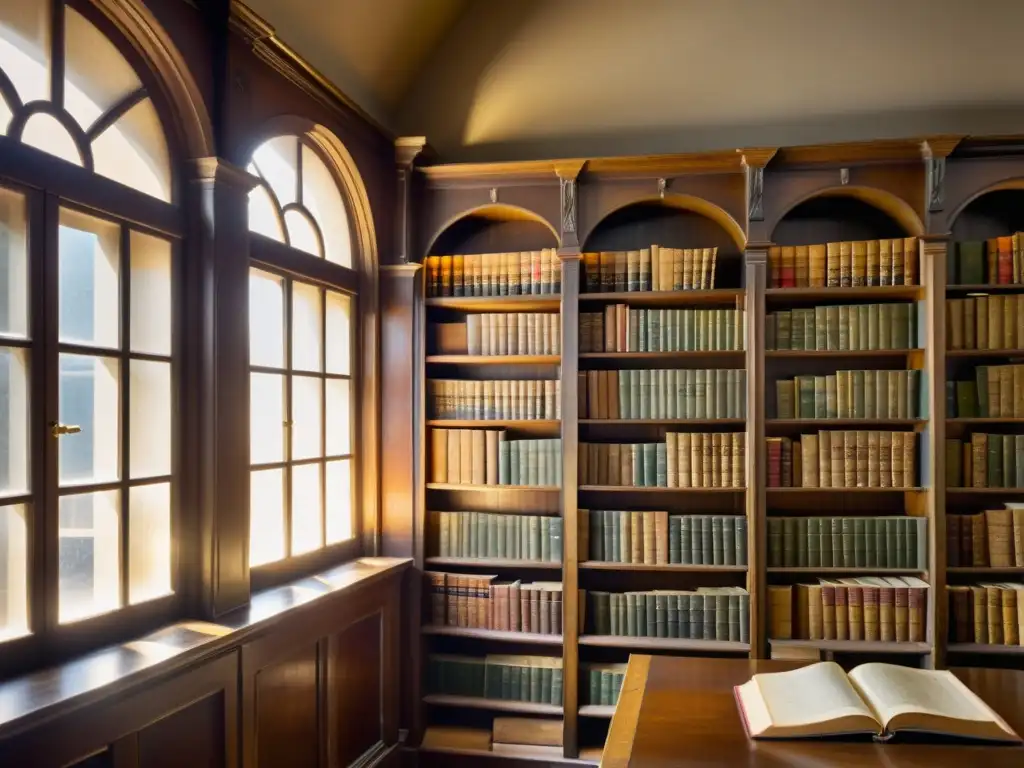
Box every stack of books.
[425,250,561,297]
[428,379,560,420]
[949,236,1024,285]
[775,370,922,420]
[948,583,1024,644]
[579,304,745,352]
[581,246,718,292]
[768,578,928,642]
[433,511,563,563]
[767,431,917,488]
[946,434,1024,488]
[946,295,1024,350]
[767,516,926,569]
[946,507,1024,567]
[424,572,563,635]
[579,433,746,488]
[582,663,627,707]
[465,313,561,356]
[426,654,563,705]
[581,511,747,566]
[429,430,562,487]
[766,303,918,351]
[768,238,919,288]
[586,587,750,643]
[946,365,1024,418]
[579,369,747,419]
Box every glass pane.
[0,504,28,640]
[0,187,27,339]
[59,208,120,348]
[129,360,170,479]
[247,184,285,243]
[283,208,320,258]
[129,231,172,356]
[22,112,83,165]
[250,468,284,566]
[0,0,50,104]
[291,376,322,461]
[325,291,351,375]
[252,136,298,207]
[291,462,322,555]
[0,348,28,496]
[0,96,11,135]
[59,490,120,623]
[59,354,119,486]
[325,378,350,456]
[291,281,322,372]
[249,269,284,368]
[92,97,172,202]
[302,145,352,267]
[250,373,284,465]
[128,482,171,604]
[63,7,141,131]
[325,459,352,544]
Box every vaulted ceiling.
[246,0,1024,162]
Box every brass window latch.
[50,422,82,437]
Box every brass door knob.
[50,422,82,437]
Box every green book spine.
[609,593,620,635]
[957,380,978,418]
[655,594,667,638]
[863,371,877,419]
[642,443,657,487]
[853,517,866,567]
[791,308,806,350]
[670,516,682,564]
[826,375,838,418]
[618,513,629,563]
[804,308,816,351]
[878,304,892,350]
[1003,434,1015,490]
[735,517,747,566]
[540,517,551,561]
[838,305,850,350]
[487,513,499,557]
[629,369,641,421]
[796,517,808,567]
[631,444,643,488]
[857,305,870,351]
[768,518,782,567]
[863,518,876,568]
[907,369,921,418]
[830,518,842,565]
[656,443,667,487]
[728,595,740,641]
[977,366,989,417]
[807,518,821,567]
[645,595,656,638]
[619,371,631,419]
[551,668,562,706]
[628,309,639,351]
[626,593,638,636]
[814,306,828,350]
[852,370,866,418]
[529,515,540,560]
[701,515,714,565]
[679,515,692,565]
[702,595,715,640]
[600,671,612,706]
[1017,436,1024,487]
[712,516,724,565]
[688,594,702,639]
[778,311,792,350]
[783,517,796,567]
[723,516,736,566]
[907,516,919,570]
[866,303,879,350]
[989,434,1004,487]
[638,310,647,352]
[841,518,855,567]
[818,517,832,567]
[777,380,795,419]
[510,441,520,485]
[666,369,678,419]
[691,516,703,564]
[715,594,729,641]
[667,594,680,638]
[602,511,614,562]
[797,375,815,418]
[813,376,827,419]
[530,665,542,703]
[633,594,646,639]
[874,517,886,568]
[883,518,897,568]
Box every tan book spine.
[851,241,867,287]
[820,584,836,640]
[642,510,657,565]
[903,236,918,285]
[431,428,449,483]
[702,433,714,488]
[732,432,745,488]
[835,586,849,640]
[795,245,810,287]
[807,584,824,640]
[801,434,819,488]
[866,239,880,286]
[679,433,692,488]
[878,431,892,489]
[711,433,722,488]
[485,430,499,485]
[989,294,1004,351]
[691,433,702,488]
[948,299,964,350]
[839,241,853,287]
[847,586,864,641]
[861,585,880,641]
[878,587,895,642]
[890,431,904,488]
[843,430,857,488]
[459,430,473,484]
[902,431,916,487]
[987,586,1004,644]
[972,433,988,488]
[891,238,904,286]
[1014,508,1024,567]
[826,242,841,287]
[867,430,880,488]
[768,585,793,639]
[879,239,892,286]
[1000,366,1014,418]
[830,430,845,489]
[985,508,1014,567]
[471,429,486,484]
[630,511,643,564]
[972,586,988,643]
[972,514,988,566]
[818,430,832,488]
[894,586,909,643]
[808,243,826,288]
[1002,589,1019,645]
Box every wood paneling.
[138,693,227,768]
[254,644,320,767]
[330,613,384,765]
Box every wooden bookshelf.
[425,295,561,311]
[578,635,750,653]
[579,562,746,573]
[423,694,563,716]
[765,285,924,301]
[421,626,564,646]
[578,705,616,719]
[768,639,931,654]
[578,288,743,306]
[426,354,561,365]
[946,644,1024,655]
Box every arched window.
[245,132,359,578]
[0,0,179,648]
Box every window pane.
[129,360,170,479]
[325,378,350,456]
[283,208,320,258]
[22,112,83,166]
[325,291,351,375]
[252,136,298,207]
[59,490,120,623]
[92,97,171,202]
[59,354,119,485]
[291,375,322,461]
[0,0,50,105]
[129,230,172,356]
[0,97,11,135]
[325,459,352,544]
[291,281,322,372]
[128,482,171,604]
[0,188,28,339]
[59,208,120,349]
[302,145,352,267]
[249,269,284,368]
[0,504,28,641]
[0,347,28,497]
[291,462,322,555]
[250,469,284,566]
[63,7,141,132]
[248,184,285,243]
[250,373,284,465]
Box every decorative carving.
[840,168,850,186]
[489,187,498,203]
[926,156,946,212]
[746,165,764,222]
[560,176,577,234]
[657,178,667,199]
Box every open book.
[735,662,1020,743]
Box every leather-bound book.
[985,508,1014,567]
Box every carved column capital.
[394,137,431,263]
[738,148,776,224]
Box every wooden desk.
[603,655,1024,768]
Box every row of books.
[767,431,918,489]
[429,430,563,487]
[579,369,747,420]
[433,512,563,563]
[428,379,561,421]
[581,246,718,293]
[579,305,746,353]
[948,236,1024,286]
[426,654,563,705]
[586,588,750,643]
[425,250,561,297]
[767,239,919,288]
[946,508,1024,568]
[946,365,1024,418]
[424,572,563,635]
[775,370,922,420]
[948,583,1024,645]
[946,294,1024,350]
[579,434,746,489]
[768,578,929,643]
[767,303,918,352]
[946,434,1024,489]
[465,313,561,356]
[583,663,626,706]
[581,511,748,566]
[768,517,927,570]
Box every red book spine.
[767,440,782,488]
[999,236,1014,284]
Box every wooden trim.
[745,248,767,659]
[602,654,650,768]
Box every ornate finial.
[657,178,667,199]
[489,187,498,203]
[840,168,850,186]
[560,177,577,235]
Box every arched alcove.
[950,186,1024,242]
[772,195,911,247]
[427,204,559,257]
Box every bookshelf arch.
[424,203,559,258]
[769,186,924,243]
[948,180,1024,241]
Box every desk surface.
[603,655,1024,768]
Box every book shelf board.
[421,626,564,645]
[423,694,564,716]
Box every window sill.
[0,556,411,741]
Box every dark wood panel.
[330,612,384,766]
[138,693,226,768]
[254,644,320,768]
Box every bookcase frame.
[383,135,1024,765]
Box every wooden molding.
[419,159,565,185]
[553,159,587,180]
[395,137,430,169]
[921,135,965,160]
[189,157,260,191]
[585,151,743,177]
[738,147,778,168]
[773,138,929,167]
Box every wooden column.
[744,247,768,658]
[186,158,258,618]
